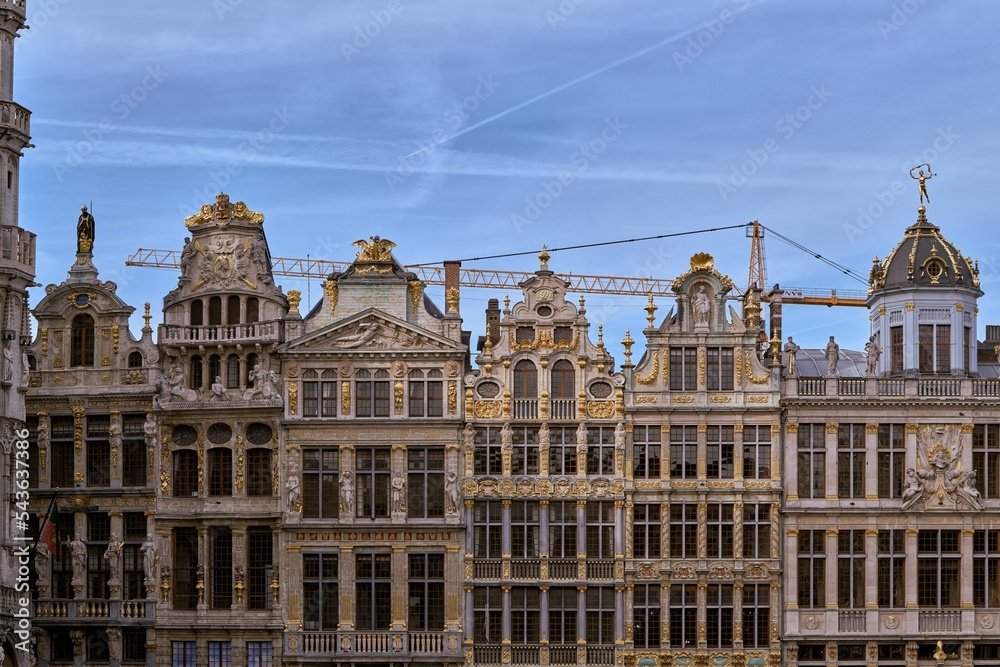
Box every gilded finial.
[644,294,657,329]
[578,295,586,313]
[621,329,634,365]
[538,245,550,271]
[910,164,936,206]
[142,302,152,332]
[769,329,781,364]
[503,295,510,315]
[597,324,604,350]
[286,289,301,313]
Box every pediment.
[284,309,463,353]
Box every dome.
[868,206,980,294]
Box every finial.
[286,289,301,313]
[621,330,634,365]
[538,245,550,271]
[597,324,604,350]
[910,164,936,206]
[578,295,586,313]
[503,295,510,315]
[483,337,493,355]
[142,302,152,331]
[769,329,781,364]
[644,294,657,329]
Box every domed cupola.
[868,204,982,377]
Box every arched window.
[321,369,338,417]
[246,297,259,323]
[70,313,95,367]
[173,450,198,497]
[227,354,241,389]
[26,354,35,371]
[208,296,222,326]
[209,355,222,385]
[246,353,259,385]
[302,369,319,417]
[189,355,203,389]
[190,300,204,326]
[551,359,575,399]
[208,448,233,496]
[227,296,240,325]
[513,360,537,398]
[127,351,143,368]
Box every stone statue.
[463,423,475,448]
[37,417,50,450]
[445,470,461,514]
[210,376,231,401]
[109,420,122,450]
[824,336,840,376]
[20,349,28,385]
[576,421,588,452]
[693,286,711,326]
[105,532,123,582]
[70,534,87,587]
[34,542,51,586]
[391,473,406,513]
[286,462,302,511]
[539,422,550,447]
[249,364,265,398]
[143,413,157,450]
[179,237,196,278]
[903,468,923,501]
[783,336,800,375]
[2,342,13,383]
[614,422,626,450]
[964,471,982,499]
[865,336,880,376]
[8,507,17,544]
[264,370,279,399]
[37,633,50,665]
[501,422,513,446]
[140,533,157,581]
[340,470,354,516]
[106,627,122,661]
[77,205,95,253]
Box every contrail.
[402,0,763,159]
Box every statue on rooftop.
[77,205,95,253]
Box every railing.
[918,610,961,632]
[918,379,961,396]
[511,646,540,665]
[838,610,866,632]
[797,378,826,396]
[474,560,502,579]
[838,378,865,396]
[474,645,503,665]
[286,631,458,657]
[0,224,35,273]
[878,379,905,396]
[0,1,25,22]
[513,399,538,420]
[33,598,152,621]
[511,559,540,579]
[159,319,283,345]
[586,560,615,580]
[973,379,1000,396]
[0,101,30,135]
[587,647,615,665]
[550,399,576,420]
[549,559,578,580]
[550,646,579,665]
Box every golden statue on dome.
[910,164,936,205]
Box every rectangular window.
[670,503,697,559]
[742,584,770,648]
[209,527,232,610]
[669,425,698,479]
[474,426,503,476]
[918,530,960,607]
[878,424,905,499]
[706,584,733,648]
[585,587,614,644]
[408,370,444,417]
[742,425,772,480]
[51,440,74,488]
[172,641,197,667]
[632,584,661,649]
[173,451,198,497]
[124,629,146,662]
[51,512,75,599]
[357,552,392,630]
[409,553,445,631]
[247,448,272,497]
[669,347,697,391]
[965,326,972,374]
[633,504,661,559]
[247,642,273,667]
[891,326,903,374]
[303,378,319,417]
[87,512,110,599]
[408,448,444,518]
[586,426,615,475]
[173,527,199,610]
[122,513,146,600]
[122,413,147,487]
[975,530,1000,608]
[706,425,734,479]
[303,448,338,518]
[511,501,540,558]
[356,447,390,519]
[878,530,905,608]
[511,587,540,643]
[86,415,111,487]
[247,527,272,611]
[548,501,577,559]
[742,504,771,559]
[586,501,614,559]
[838,530,866,609]
[837,424,866,499]
[474,501,502,558]
[706,347,734,391]
[974,425,1000,499]
[355,370,390,417]
[633,425,661,479]
[670,584,697,649]
[209,448,233,497]
[797,529,826,608]
[511,426,539,475]
[473,586,502,643]
[706,504,733,559]
[547,426,577,475]
[208,641,232,667]
[303,553,338,630]
[919,324,951,374]
[797,424,826,499]
[548,587,578,644]
[320,371,338,417]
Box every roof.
[792,348,867,377]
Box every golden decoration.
[473,401,502,419]
[644,294,657,329]
[961,424,974,434]
[352,235,396,262]
[746,395,769,403]
[445,288,460,313]
[286,290,301,313]
[826,424,839,434]
[142,303,152,331]
[408,279,423,313]
[40,328,48,356]
[635,349,659,385]
[54,357,63,369]
[67,292,96,310]
[710,395,732,403]
[621,329,634,364]
[288,381,298,415]
[234,435,245,494]
[745,350,769,384]
[634,395,657,404]
[102,356,111,366]
[54,330,63,343]
[673,395,694,403]
[323,279,338,317]
[587,401,615,419]
[905,301,915,311]
[341,382,351,415]
[112,324,120,354]
[698,348,706,386]
[197,445,204,495]
[448,381,457,414]
[690,252,714,271]
[102,328,111,341]
[272,449,279,496]
[72,406,85,456]
[394,380,404,415]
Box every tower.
[0,0,30,229]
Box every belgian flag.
[38,495,59,557]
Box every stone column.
[733,502,744,558]
[614,584,624,644]
[696,581,707,648]
[785,423,799,501]
[339,545,355,631]
[539,499,550,578]
[577,586,587,644]
[465,500,475,555]
[696,502,707,560]
[864,529,879,632]
[734,424,744,481]
[285,544,302,632]
[770,423,782,485]
[464,585,475,644]
[502,585,512,646]
[660,502,670,560]
[784,529,799,635]
[614,500,624,560]
[825,423,838,501]
[661,425,671,482]
[825,529,838,611]
[865,424,879,501]
[733,581,744,649]
[72,404,85,488]
[696,424,707,480]
[392,545,407,630]
[961,528,974,610]
[904,529,918,610]
[540,586,550,644]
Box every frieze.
[634,395,657,403]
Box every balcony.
[0,1,25,23]
[0,224,34,275]
[550,399,576,420]
[284,630,460,658]
[34,598,153,623]
[473,645,612,666]
[838,610,866,632]
[789,376,1000,400]
[0,101,30,137]
[513,399,537,420]
[159,318,283,345]
[919,610,961,632]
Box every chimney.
[444,261,461,314]
[768,284,783,346]
[486,299,501,346]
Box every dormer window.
[553,326,573,343]
[127,351,143,368]
[70,314,95,367]
[925,259,945,283]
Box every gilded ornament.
[746,395,768,403]
[394,380,404,415]
[587,400,615,419]
[745,350,769,384]
[111,324,120,354]
[234,436,245,493]
[322,279,338,317]
[72,406,85,457]
[40,327,48,356]
[286,290,301,313]
[197,446,204,494]
[408,279,424,313]
[54,330,63,343]
[272,449,279,495]
[288,381,298,415]
[352,235,396,262]
[698,348,706,386]
[54,357,63,369]
[635,349,659,385]
[341,382,351,415]
[710,395,731,403]
[634,395,656,403]
[445,287,460,313]
[673,395,694,403]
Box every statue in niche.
[140,534,157,581]
[340,471,355,516]
[693,286,711,326]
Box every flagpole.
[37,490,56,542]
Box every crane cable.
[759,224,869,285]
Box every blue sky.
[14,0,1000,363]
